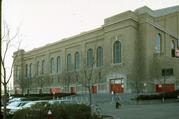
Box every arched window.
[67,53,72,71]
[57,56,61,73]
[50,58,54,73]
[37,61,40,75]
[97,47,103,67]
[87,48,93,67]
[42,60,45,74]
[113,41,121,63]
[155,33,161,53]
[75,52,80,70]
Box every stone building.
[13,6,179,95]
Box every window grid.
[51,58,54,73]
[57,56,61,73]
[87,48,93,67]
[155,33,161,53]
[29,63,32,78]
[113,41,121,64]
[67,53,72,71]
[75,52,80,70]
[25,64,28,77]
[97,47,103,67]
[37,61,40,76]
[42,60,45,74]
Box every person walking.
[115,95,121,109]
[111,91,114,102]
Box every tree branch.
[1,55,6,83]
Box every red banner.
[156,84,175,92]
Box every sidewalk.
[98,101,179,119]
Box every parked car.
[1,101,28,117]
[8,101,30,116]
[1,101,21,111]
[21,100,49,108]
[8,100,49,117]
[6,97,27,106]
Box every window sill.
[111,62,123,66]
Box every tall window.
[57,56,61,73]
[50,58,54,73]
[113,41,121,63]
[67,53,72,71]
[25,64,28,77]
[37,61,40,75]
[87,48,93,67]
[75,52,80,70]
[97,47,103,67]
[29,63,32,78]
[171,40,175,57]
[15,66,18,80]
[42,60,45,74]
[155,33,161,53]
[17,66,20,80]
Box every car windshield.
[18,101,30,106]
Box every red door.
[91,86,97,94]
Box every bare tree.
[80,46,97,105]
[1,21,20,119]
[61,70,73,93]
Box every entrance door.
[111,84,124,93]
[110,79,124,93]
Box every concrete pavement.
[99,101,179,119]
[69,93,179,119]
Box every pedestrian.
[115,95,121,109]
[111,91,114,102]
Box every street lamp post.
[143,83,147,93]
[162,69,166,103]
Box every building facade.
[13,6,179,95]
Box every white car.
[1,101,28,116]
[22,100,49,108]
[8,101,30,116]
[2,101,22,111]
[48,99,72,105]
[8,100,48,116]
